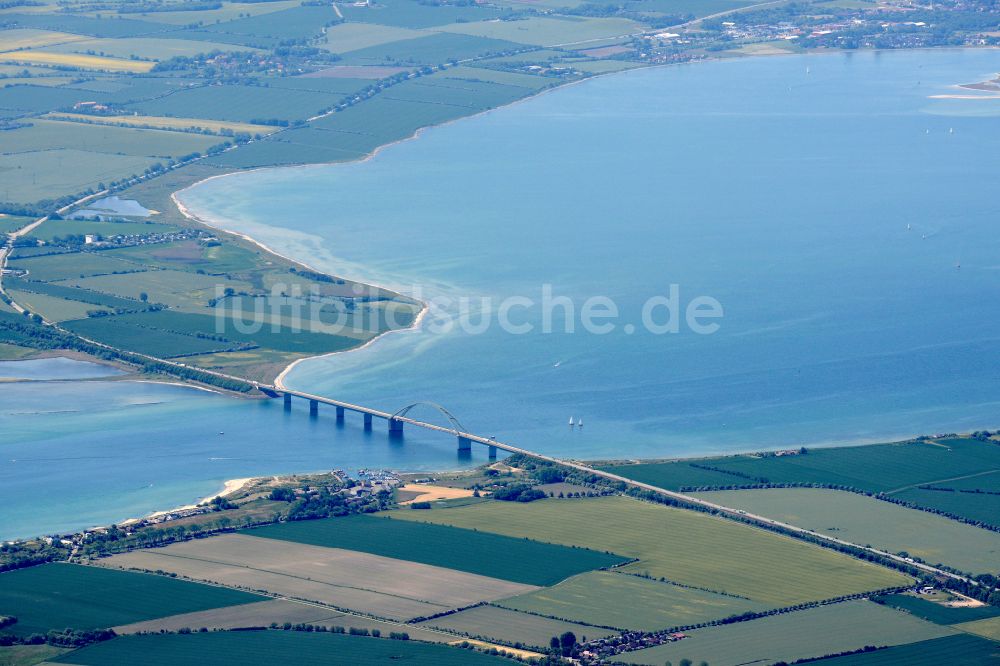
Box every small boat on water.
[578,418,584,428]
[568,416,575,427]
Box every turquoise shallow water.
[3,49,1000,539]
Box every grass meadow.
[393,496,911,605]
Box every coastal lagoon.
[4,49,1000,539]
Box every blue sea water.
[3,49,1000,539]
[0,357,122,381]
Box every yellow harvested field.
[398,484,476,504]
[0,29,87,52]
[97,534,538,621]
[44,112,280,136]
[0,51,154,72]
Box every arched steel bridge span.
[264,387,499,456]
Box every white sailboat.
[568,416,575,427]
[578,418,584,428]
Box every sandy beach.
[121,477,255,526]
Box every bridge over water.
[262,387,506,458]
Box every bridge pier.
[283,393,292,410]
[309,399,318,417]
[363,413,373,431]
[389,418,404,435]
[489,445,497,459]
[336,406,345,423]
[457,436,472,452]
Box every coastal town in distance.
[2,0,1000,664]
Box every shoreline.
[171,189,430,391]
[120,477,254,527]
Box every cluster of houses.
[52,227,209,250]
[349,468,403,498]
[580,630,688,661]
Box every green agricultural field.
[0,13,170,39]
[124,84,345,124]
[0,84,110,115]
[8,252,145,282]
[6,276,152,311]
[875,593,1000,625]
[383,78,534,109]
[40,37,264,61]
[597,460,748,490]
[810,634,1000,665]
[338,32,526,67]
[0,563,263,636]
[894,470,1000,529]
[211,92,489,168]
[50,631,515,666]
[0,149,157,205]
[58,270,251,309]
[338,0,507,29]
[173,4,338,43]
[0,644,70,666]
[0,214,33,234]
[691,488,1000,575]
[2,119,218,157]
[31,219,177,243]
[893,488,1000,529]
[393,496,911,605]
[619,600,956,666]
[602,437,1000,494]
[6,288,111,321]
[101,308,367,354]
[319,22,426,54]
[438,16,643,48]
[498,570,767,631]
[954,616,1000,641]
[249,513,628,587]
[103,240,261,273]
[433,65,554,90]
[417,604,616,648]
[62,315,240,357]
[0,341,34,358]
[109,1,302,27]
